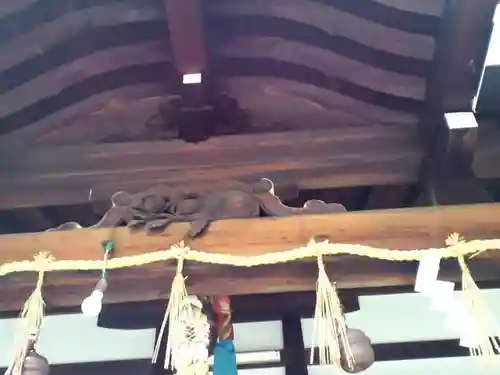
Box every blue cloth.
[213,340,237,375]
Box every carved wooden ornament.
[50,178,346,238]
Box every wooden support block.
[416,112,492,205]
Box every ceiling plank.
[0,126,423,209]
[433,0,497,112]
[1,204,500,311]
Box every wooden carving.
[50,178,345,238]
[144,93,250,143]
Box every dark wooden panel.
[0,4,165,75]
[473,120,500,179]
[206,0,441,129]
[0,84,168,147]
[207,13,431,77]
[364,185,413,209]
[0,42,171,119]
[213,58,423,114]
[316,0,442,36]
[354,0,445,17]
[217,37,425,100]
[0,0,164,46]
[282,314,308,375]
[217,77,419,129]
[0,0,37,17]
[0,0,169,142]
[0,62,174,137]
[208,0,438,60]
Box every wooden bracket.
[144,93,251,143]
[417,111,492,205]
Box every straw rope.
[5,252,53,375]
[0,234,497,275]
[310,240,353,368]
[152,242,190,370]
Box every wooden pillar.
[281,314,308,375]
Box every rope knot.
[445,233,468,259]
[309,238,325,267]
[33,252,55,271]
[172,241,190,274]
[445,232,465,247]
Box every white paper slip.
[460,323,481,349]
[446,298,473,331]
[430,280,455,312]
[414,252,441,293]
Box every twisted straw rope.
[1,235,499,276]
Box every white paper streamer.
[415,253,441,293]
[430,280,455,312]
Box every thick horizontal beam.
[1,204,500,311]
[0,126,423,209]
[2,121,500,210]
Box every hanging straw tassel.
[446,233,500,358]
[310,240,354,369]
[153,242,193,371]
[5,252,53,375]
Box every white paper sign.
[446,299,470,331]
[430,280,455,312]
[459,328,481,349]
[445,298,481,348]
[414,253,441,293]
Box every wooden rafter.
[431,0,497,112]
[1,203,500,312]
[163,0,207,75]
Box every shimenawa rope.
[1,234,499,275]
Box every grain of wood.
[1,203,500,311]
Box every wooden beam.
[0,126,423,209]
[433,0,497,112]
[1,204,500,312]
[3,122,500,211]
[282,314,308,375]
[163,0,207,75]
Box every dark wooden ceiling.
[0,0,447,147]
